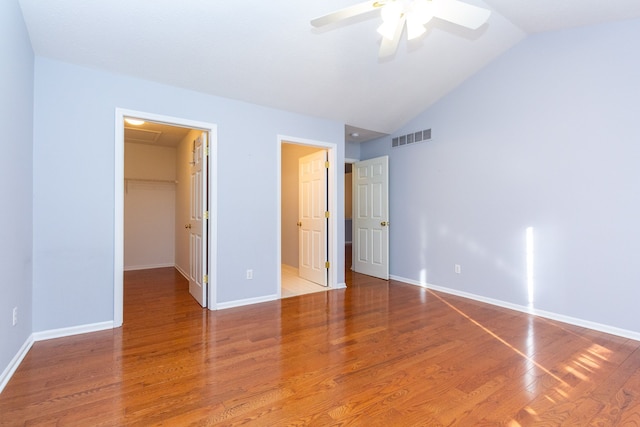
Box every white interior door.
[298,150,328,286]
[353,156,389,279]
[189,132,208,307]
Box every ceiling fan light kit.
[378,0,433,40]
[312,0,491,57]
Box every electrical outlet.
[12,307,18,326]
[454,264,461,274]
[246,269,253,280]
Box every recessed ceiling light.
[125,118,145,126]
[350,132,360,138]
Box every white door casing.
[189,132,208,307]
[298,150,328,286]
[353,156,389,280]
[115,108,217,326]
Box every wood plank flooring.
[1,267,640,425]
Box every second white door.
[298,150,328,286]
[353,156,389,280]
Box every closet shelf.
[124,178,177,194]
[124,178,177,184]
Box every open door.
[189,132,208,306]
[353,156,389,280]
[298,150,328,286]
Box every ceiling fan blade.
[378,15,406,58]
[311,1,384,27]
[432,0,490,30]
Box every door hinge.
[325,211,330,218]
[205,145,209,156]
[203,275,208,284]
[325,161,330,169]
[325,261,330,269]
[204,210,209,219]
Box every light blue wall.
[361,18,640,334]
[345,141,361,160]
[32,58,345,331]
[0,0,34,375]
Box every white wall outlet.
[454,264,461,274]
[12,307,18,326]
[246,269,253,280]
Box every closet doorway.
[114,109,218,326]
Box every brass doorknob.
[296,222,302,227]
[381,221,389,227]
[185,224,192,229]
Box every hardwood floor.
[1,268,640,425]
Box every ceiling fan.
[311,0,491,58]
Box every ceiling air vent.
[392,128,431,148]
[124,127,162,144]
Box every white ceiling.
[18,0,640,136]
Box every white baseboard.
[32,321,115,342]
[1,321,115,394]
[391,274,640,342]
[124,263,175,272]
[216,294,279,310]
[529,306,640,341]
[0,335,34,393]
[281,264,298,274]
[175,264,189,281]
[214,284,346,309]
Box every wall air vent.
[392,128,431,148]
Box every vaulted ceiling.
[18,0,640,136]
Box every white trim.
[334,282,347,290]
[277,135,339,297]
[529,308,640,342]
[175,264,189,282]
[276,139,283,299]
[32,321,115,342]
[207,128,218,311]
[114,112,124,327]
[391,275,640,342]
[216,294,279,310]
[0,335,34,393]
[124,263,175,272]
[115,108,218,322]
[345,157,359,163]
[281,263,298,274]
[1,321,114,392]
[124,264,189,279]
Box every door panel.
[353,156,389,279]
[189,132,208,307]
[299,150,328,286]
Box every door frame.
[277,135,341,298]
[345,158,359,269]
[114,108,218,326]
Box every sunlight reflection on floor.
[426,287,619,424]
